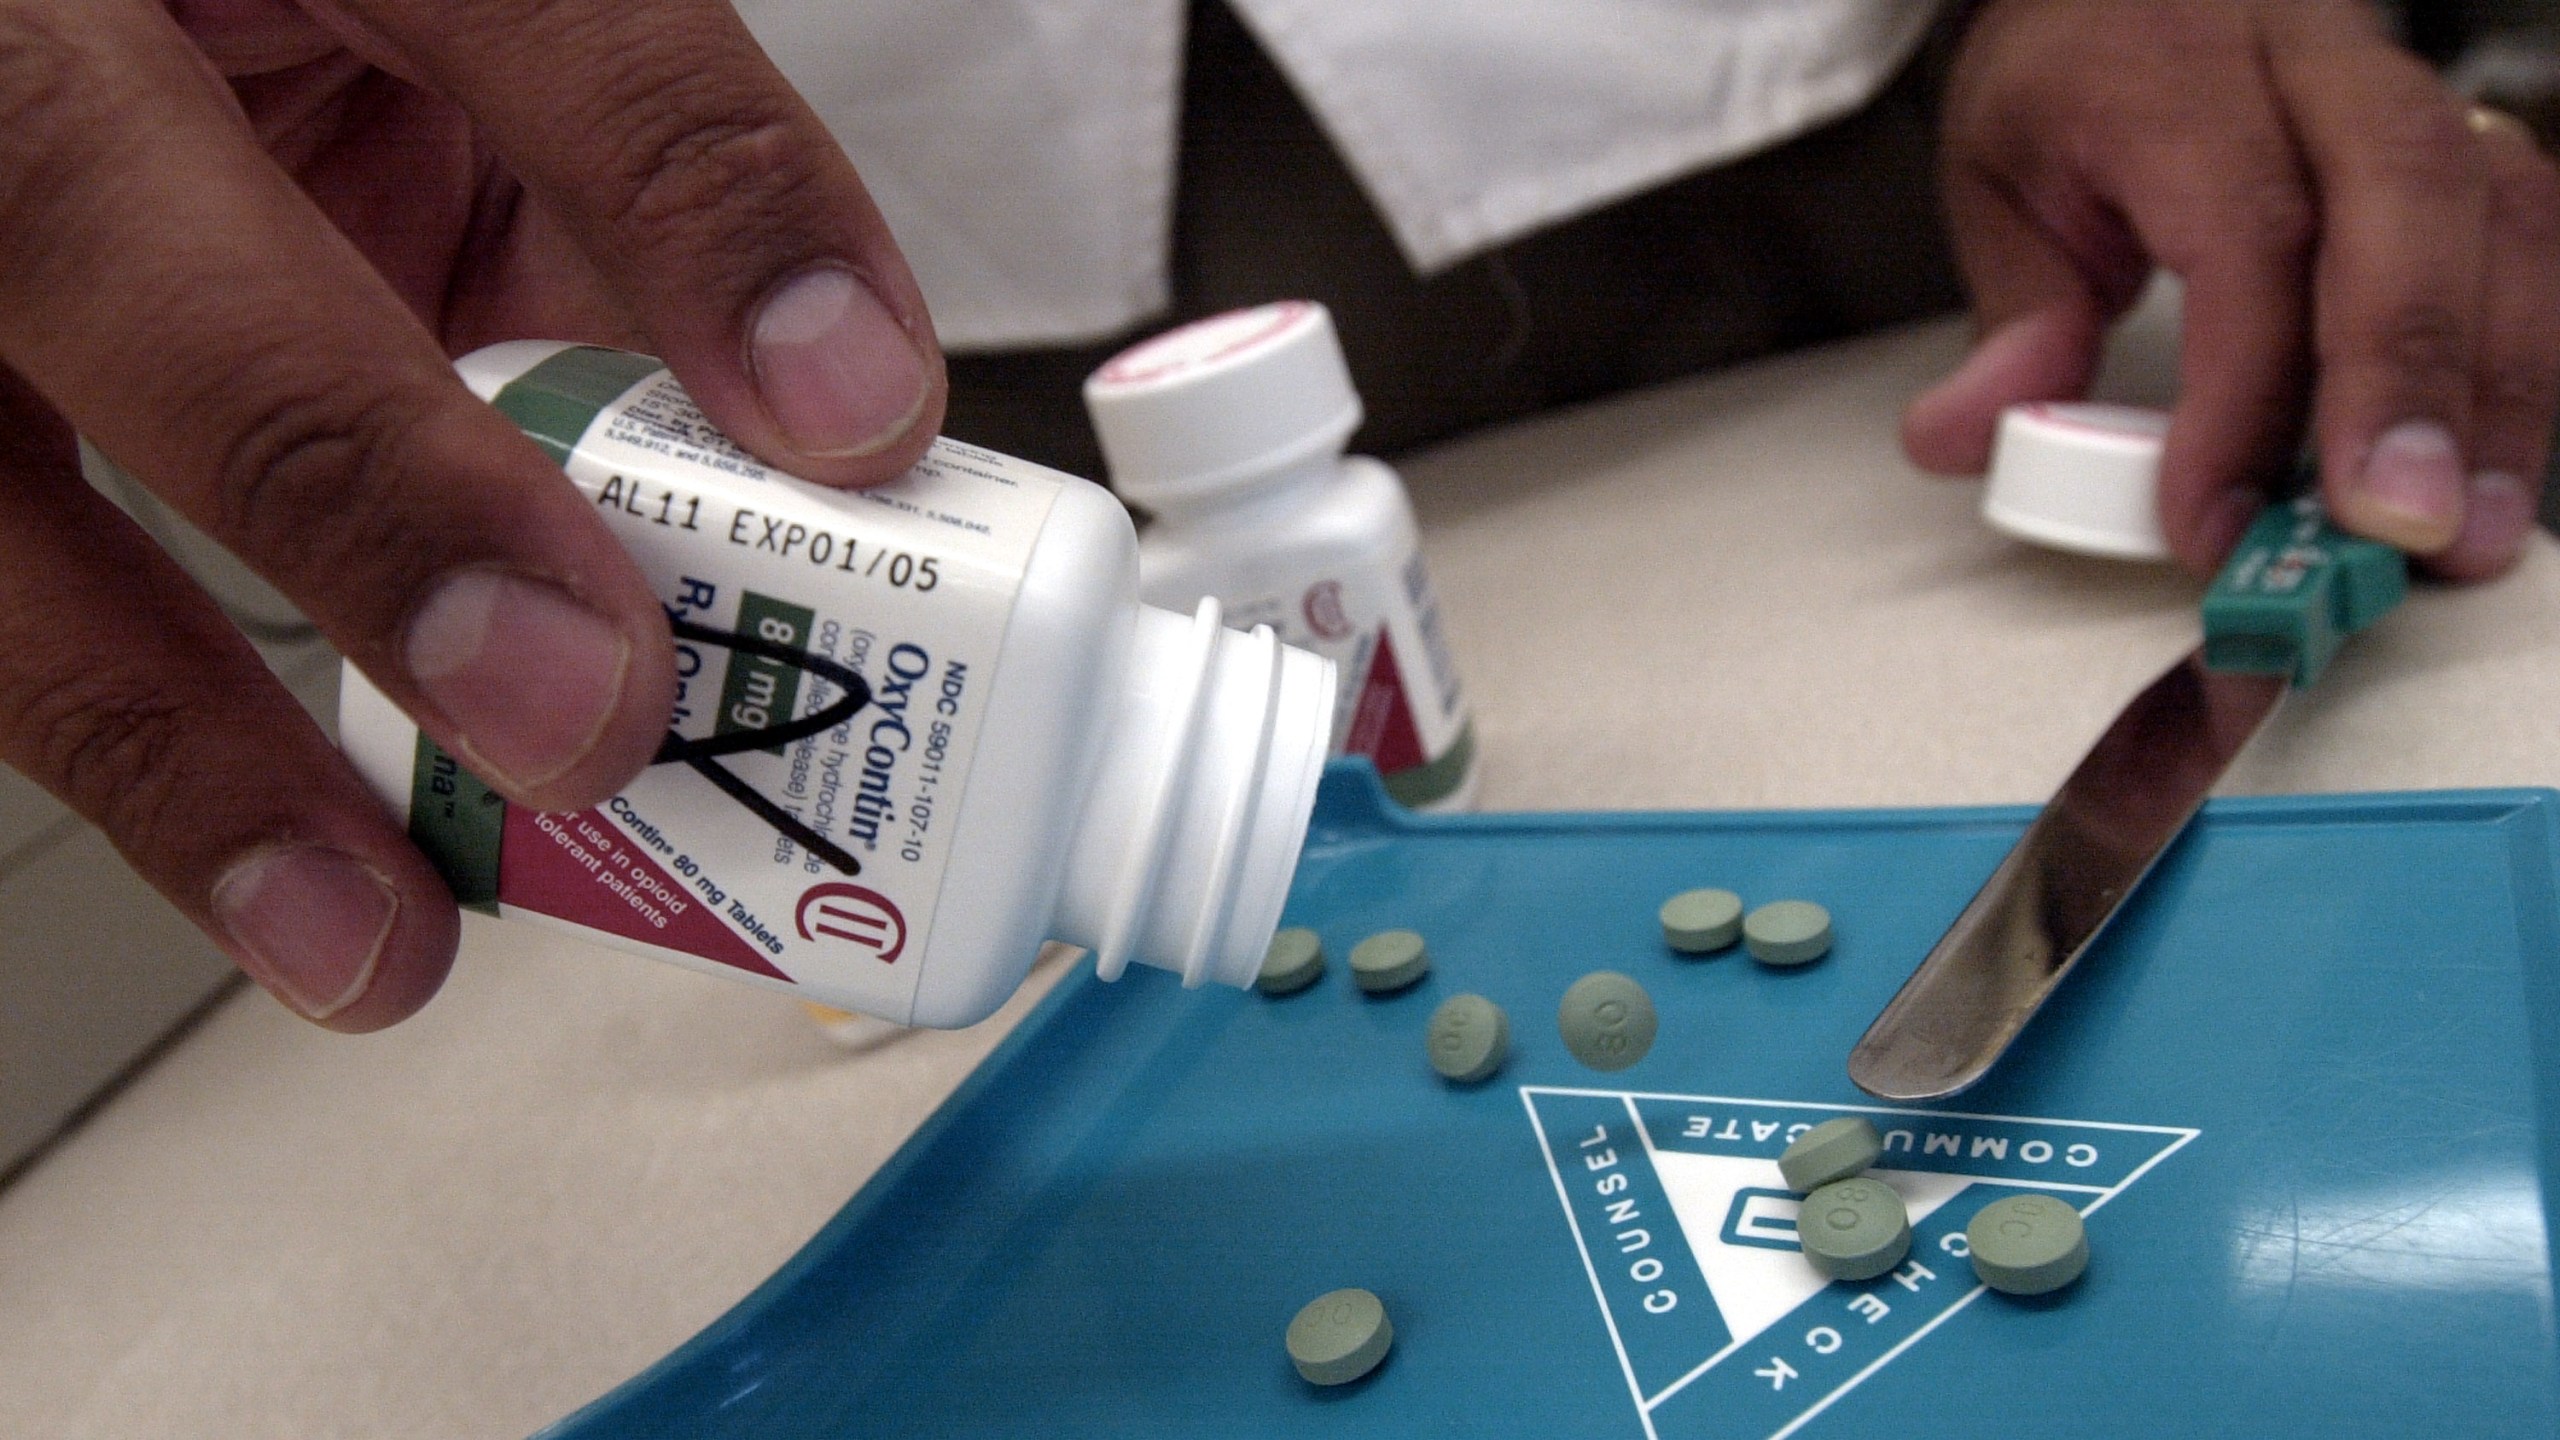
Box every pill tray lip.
[544,765,2560,1440]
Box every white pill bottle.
[338,342,1334,1028]
[1085,302,1477,811]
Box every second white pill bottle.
[1085,302,1478,811]
[338,342,1334,1028]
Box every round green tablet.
[1349,929,1430,994]
[1797,1176,1910,1281]
[1779,1116,1883,1193]
[1745,900,1833,967]
[1426,993,1510,1082]
[1557,971,1657,1072]
[1966,1193,2088,1296]
[1287,1287,1394,1386]
[1256,928,1325,995]
[1659,888,1744,954]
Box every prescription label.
[1220,543,1471,808]
[1523,1087,2195,1440]
[405,348,1062,1022]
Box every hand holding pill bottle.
[340,345,1335,1028]
[0,0,946,1032]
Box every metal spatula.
[1847,497,2409,1101]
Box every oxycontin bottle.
[1085,302,1477,811]
[338,343,1334,1028]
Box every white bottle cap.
[1084,300,1363,507]
[1981,402,2174,561]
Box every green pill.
[1779,1116,1883,1193]
[1349,929,1430,994]
[1257,928,1325,995]
[1966,1193,2088,1296]
[1558,971,1657,1072]
[1797,1176,1910,1281]
[1745,900,1833,967]
[1286,1287,1394,1386]
[1660,888,1744,954]
[1426,993,1510,1082]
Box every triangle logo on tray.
[1521,1087,2196,1440]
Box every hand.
[1903,0,2558,581]
[0,0,945,1029]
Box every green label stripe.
[407,733,505,915]
[1383,720,1476,810]
[489,346,665,464]
[718,591,819,755]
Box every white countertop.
[4,295,2554,1439]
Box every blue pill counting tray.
[545,764,2560,1439]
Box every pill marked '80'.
[1426,993,1510,1082]
[1797,1176,1910,1281]
[1966,1193,2088,1296]
[1558,971,1657,1072]
[1286,1287,1394,1386]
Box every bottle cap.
[1084,301,1362,507]
[1981,402,2174,561]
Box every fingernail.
[406,569,632,792]
[2442,469,2535,575]
[2345,421,2466,551]
[750,267,929,458]
[213,844,398,1020]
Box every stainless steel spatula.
[1847,497,2409,1101]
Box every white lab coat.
[732,0,1944,351]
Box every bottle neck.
[1050,597,1335,989]
[1139,453,1341,530]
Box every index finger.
[2110,117,2321,574]
[0,1,678,811]
[333,0,948,486]
[0,0,684,1023]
